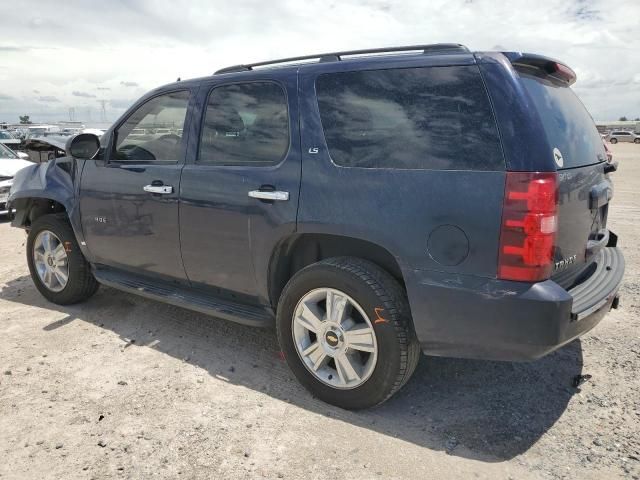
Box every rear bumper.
[405,246,624,361]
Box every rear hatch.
[515,60,611,289]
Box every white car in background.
[606,131,640,144]
[0,143,32,216]
[0,130,21,149]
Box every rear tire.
[276,257,420,410]
[610,138,618,144]
[27,214,98,305]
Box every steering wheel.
[118,144,156,161]
[158,134,181,144]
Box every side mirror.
[66,133,101,159]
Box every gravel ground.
[0,143,638,479]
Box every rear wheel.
[276,257,420,409]
[610,138,618,144]
[27,214,98,305]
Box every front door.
[79,89,194,281]
[179,75,300,304]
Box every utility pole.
[99,100,107,122]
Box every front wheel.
[634,138,640,144]
[27,214,98,305]
[276,257,420,409]
[610,138,618,144]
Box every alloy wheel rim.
[33,230,69,293]
[292,288,378,390]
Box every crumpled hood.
[0,158,32,178]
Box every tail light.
[498,172,558,282]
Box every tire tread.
[277,256,420,408]
[27,214,98,305]
[319,257,420,404]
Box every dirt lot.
[1,143,639,480]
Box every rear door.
[179,73,300,304]
[618,132,633,143]
[518,72,611,288]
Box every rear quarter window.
[519,73,605,169]
[315,65,504,170]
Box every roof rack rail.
[213,43,469,75]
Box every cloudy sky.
[0,0,638,124]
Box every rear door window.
[519,74,604,169]
[315,65,503,170]
[198,82,289,166]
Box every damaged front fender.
[8,157,78,229]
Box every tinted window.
[315,66,503,170]
[113,90,189,162]
[520,74,604,169]
[199,82,289,166]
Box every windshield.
[0,131,15,140]
[0,143,18,159]
[520,73,605,169]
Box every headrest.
[205,105,245,135]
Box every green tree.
[619,116,628,121]
[19,115,32,124]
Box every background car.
[606,130,640,144]
[0,130,22,150]
[0,143,32,215]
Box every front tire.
[27,214,98,305]
[634,138,640,144]
[610,138,618,144]
[276,257,420,409]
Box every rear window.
[519,74,605,169]
[315,65,503,170]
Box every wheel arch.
[10,196,69,229]
[268,233,405,309]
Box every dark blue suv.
[8,44,625,409]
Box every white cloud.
[0,0,638,123]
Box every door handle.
[143,184,173,194]
[248,190,289,201]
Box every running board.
[93,268,274,328]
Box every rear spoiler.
[502,52,577,86]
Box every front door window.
[113,90,190,162]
